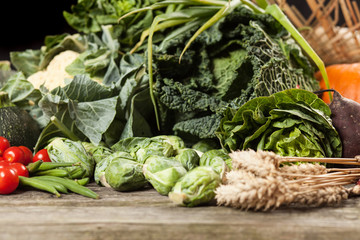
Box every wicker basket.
[272,0,360,65]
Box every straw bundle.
[272,0,360,65]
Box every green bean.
[69,167,86,179]
[37,162,80,171]
[19,176,61,197]
[26,160,43,174]
[33,169,70,178]
[46,181,69,194]
[34,176,99,199]
[75,178,90,186]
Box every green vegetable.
[111,136,178,163]
[121,0,322,135]
[192,139,219,154]
[33,175,99,199]
[45,137,95,177]
[143,155,187,195]
[0,91,40,150]
[105,157,148,191]
[33,169,71,178]
[82,141,113,164]
[19,176,61,197]
[216,89,342,158]
[169,166,221,207]
[94,151,134,185]
[199,149,231,180]
[175,148,200,171]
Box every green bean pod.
[37,162,79,171]
[19,176,61,197]
[69,167,86,179]
[33,169,70,178]
[33,176,99,199]
[26,160,43,174]
[75,178,90,186]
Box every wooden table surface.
[1,183,360,240]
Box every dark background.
[0,0,77,60]
[0,0,313,61]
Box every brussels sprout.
[175,148,200,171]
[199,149,232,181]
[46,137,95,177]
[105,158,148,192]
[134,139,175,163]
[143,155,187,195]
[111,137,148,152]
[111,136,177,163]
[94,151,134,186]
[82,142,113,164]
[169,166,221,207]
[151,135,185,153]
[192,139,219,154]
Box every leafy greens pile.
[1,0,321,150]
[216,89,342,158]
[152,6,318,142]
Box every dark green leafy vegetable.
[151,5,319,142]
[216,89,342,158]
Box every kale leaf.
[152,6,319,142]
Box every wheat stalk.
[216,150,360,211]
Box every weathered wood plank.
[1,183,360,240]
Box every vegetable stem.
[50,116,80,141]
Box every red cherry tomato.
[0,136,10,156]
[0,161,10,168]
[0,167,19,194]
[33,149,51,163]
[3,147,25,164]
[18,146,33,165]
[8,162,29,177]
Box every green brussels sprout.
[192,139,219,154]
[82,142,113,164]
[111,136,177,163]
[143,155,187,195]
[46,137,95,177]
[134,139,175,163]
[175,148,200,171]
[199,149,232,181]
[105,158,148,192]
[151,135,185,153]
[111,137,148,152]
[169,166,221,207]
[94,151,134,186]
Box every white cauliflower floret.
[27,50,80,90]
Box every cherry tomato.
[0,161,10,168]
[33,149,51,163]
[0,167,19,194]
[0,136,10,156]
[3,146,25,164]
[8,163,29,177]
[18,146,33,165]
